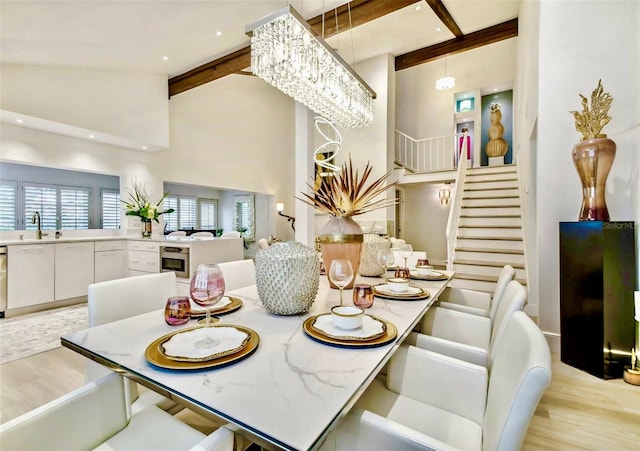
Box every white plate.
[160,326,249,361]
[312,314,386,341]
[190,295,232,313]
[374,284,424,296]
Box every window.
[233,194,255,241]
[101,190,121,229]
[24,183,90,230]
[164,195,217,231]
[60,188,90,229]
[0,181,17,231]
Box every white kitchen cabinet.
[7,244,55,308]
[127,240,159,276]
[94,240,126,283]
[55,241,95,300]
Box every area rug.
[0,304,89,364]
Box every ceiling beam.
[169,0,419,97]
[426,0,462,37]
[395,18,518,71]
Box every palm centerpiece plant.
[122,182,175,238]
[298,157,398,289]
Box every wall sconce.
[438,187,451,206]
[276,202,296,231]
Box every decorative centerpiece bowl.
[255,241,320,315]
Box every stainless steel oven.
[160,246,190,279]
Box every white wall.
[0,64,169,149]
[535,0,640,339]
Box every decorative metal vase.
[572,137,616,221]
[318,217,363,289]
[142,220,152,238]
[359,234,390,277]
[255,241,320,315]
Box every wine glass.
[328,259,354,306]
[398,244,413,270]
[377,248,395,284]
[190,264,225,348]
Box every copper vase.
[572,137,616,221]
[318,217,363,289]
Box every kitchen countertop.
[0,235,232,246]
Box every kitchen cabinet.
[94,240,126,283]
[7,244,55,308]
[127,240,159,275]
[55,241,95,300]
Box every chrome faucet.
[31,211,43,240]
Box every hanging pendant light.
[246,5,376,129]
[435,56,455,91]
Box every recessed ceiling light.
[162,56,169,61]
[436,27,441,32]
[216,31,222,36]
[16,118,24,124]
[494,88,498,92]
[142,146,148,150]
[416,5,422,10]
[89,134,95,139]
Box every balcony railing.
[394,130,467,173]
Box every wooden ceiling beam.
[426,0,462,37]
[395,18,518,71]
[169,0,419,97]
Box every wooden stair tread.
[464,186,518,191]
[460,214,521,218]
[453,259,525,268]
[454,247,524,255]
[457,235,523,241]
[461,201,521,205]
[466,179,518,184]
[453,273,528,285]
[458,225,522,229]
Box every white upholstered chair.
[87,272,182,414]
[436,265,516,318]
[167,231,187,237]
[217,259,256,292]
[191,231,214,238]
[257,238,270,249]
[392,250,427,270]
[388,237,406,250]
[220,231,241,238]
[407,280,527,368]
[320,311,551,451]
[0,372,234,451]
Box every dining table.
[62,270,454,451]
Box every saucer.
[312,313,386,341]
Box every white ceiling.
[0,0,521,78]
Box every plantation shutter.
[164,196,178,231]
[0,181,17,231]
[199,199,217,230]
[179,197,197,230]
[101,190,121,229]
[60,187,90,229]
[24,184,57,230]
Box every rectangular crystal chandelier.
[246,5,376,129]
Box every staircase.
[449,165,527,293]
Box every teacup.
[387,277,409,293]
[331,305,364,330]
[416,265,435,276]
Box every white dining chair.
[436,265,516,318]
[388,237,406,250]
[217,259,256,292]
[407,280,527,368]
[220,231,241,238]
[0,372,234,451]
[87,272,182,414]
[257,238,270,249]
[392,250,427,270]
[167,231,187,237]
[320,311,551,451]
[191,231,214,238]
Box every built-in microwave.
[160,246,190,279]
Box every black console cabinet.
[559,221,637,379]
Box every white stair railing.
[445,145,468,271]
[394,130,463,173]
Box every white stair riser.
[467,166,517,176]
[465,180,519,190]
[457,227,523,239]
[459,217,522,227]
[452,264,527,280]
[463,189,520,199]
[466,174,517,183]
[454,251,525,264]
[455,238,523,250]
[461,207,521,217]
[462,198,521,208]
[448,278,496,293]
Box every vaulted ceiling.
[0,0,520,96]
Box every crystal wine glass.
[398,243,413,270]
[377,248,395,284]
[190,264,225,348]
[328,259,354,306]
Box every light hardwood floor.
[1,347,639,449]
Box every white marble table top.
[62,272,453,451]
